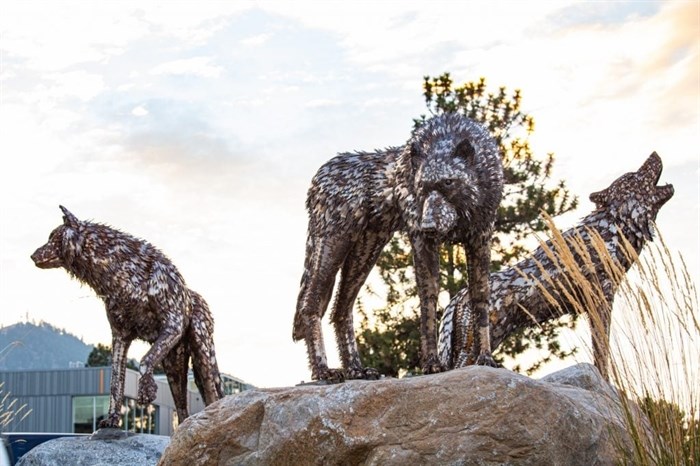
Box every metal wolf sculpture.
[294,113,504,382]
[31,206,224,428]
[438,152,674,378]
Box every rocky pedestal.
[17,430,170,466]
[160,363,643,465]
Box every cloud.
[240,32,273,47]
[546,0,661,28]
[131,105,149,116]
[304,98,342,108]
[642,1,700,126]
[44,71,106,102]
[150,56,223,78]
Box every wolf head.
[409,113,503,238]
[589,152,674,225]
[31,205,82,269]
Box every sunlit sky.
[1,1,698,388]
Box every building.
[155,371,254,397]
[0,368,253,436]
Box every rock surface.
[160,363,636,465]
[17,432,169,466]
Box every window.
[72,395,109,433]
[122,397,157,434]
[72,396,157,434]
[223,378,242,395]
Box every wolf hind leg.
[331,230,393,380]
[189,291,224,403]
[294,234,352,382]
[162,342,190,424]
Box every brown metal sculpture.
[294,113,504,382]
[31,206,224,428]
[439,152,674,378]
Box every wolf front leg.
[100,336,132,429]
[411,234,445,374]
[466,234,498,367]
[138,311,186,406]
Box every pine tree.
[86,343,140,371]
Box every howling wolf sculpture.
[31,206,224,428]
[438,152,674,378]
[294,113,504,382]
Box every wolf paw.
[316,368,346,384]
[475,353,500,368]
[138,373,158,405]
[98,412,121,429]
[422,356,447,375]
[345,367,381,380]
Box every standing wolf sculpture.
[31,206,224,428]
[294,113,504,382]
[438,152,674,378]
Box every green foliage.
[86,343,140,371]
[357,73,579,375]
[498,315,579,374]
[356,305,421,378]
[86,343,112,367]
[634,396,699,465]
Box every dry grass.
[532,214,698,465]
[0,381,32,429]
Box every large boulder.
[17,431,169,466]
[160,363,641,465]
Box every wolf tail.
[293,233,316,342]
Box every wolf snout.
[30,249,42,265]
[420,191,458,237]
[420,220,439,239]
[655,183,674,206]
[31,246,60,269]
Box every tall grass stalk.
[0,381,32,429]
[533,214,698,465]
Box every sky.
[0,1,698,388]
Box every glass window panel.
[122,397,158,434]
[73,395,111,433]
[72,396,94,433]
[94,396,110,429]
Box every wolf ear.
[59,205,79,227]
[455,139,475,164]
[589,189,607,207]
[408,142,424,171]
[638,151,662,177]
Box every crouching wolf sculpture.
[31,206,224,428]
[294,113,504,382]
[438,152,674,378]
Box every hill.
[0,321,93,370]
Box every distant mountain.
[0,321,93,370]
